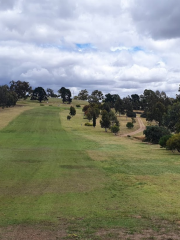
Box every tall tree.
[0,85,18,108]
[47,88,57,97]
[104,93,119,108]
[31,87,48,103]
[131,94,140,110]
[100,110,111,132]
[88,90,104,104]
[163,102,180,133]
[77,89,89,100]
[115,97,125,116]
[58,87,72,103]
[147,101,166,126]
[10,80,32,99]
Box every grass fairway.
[1,104,180,239]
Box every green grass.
[0,103,180,238]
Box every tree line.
[1,80,180,133]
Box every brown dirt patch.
[96,228,180,240]
[0,223,68,240]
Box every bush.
[76,104,81,107]
[166,133,180,152]
[127,111,136,118]
[67,115,71,120]
[159,135,172,148]
[111,125,120,135]
[140,112,146,118]
[126,122,134,129]
[69,106,76,116]
[131,117,136,123]
[85,122,93,126]
[143,126,170,144]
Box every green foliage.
[100,110,111,132]
[67,115,71,120]
[58,87,72,103]
[76,104,81,108]
[83,104,100,121]
[166,133,180,152]
[10,80,32,99]
[84,122,93,126]
[0,85,18,108]
[163,102,180,133]
[126,122,134,129]
[46,88,57,97]
[111,125,120,135]
[140,112,147,118]
[159,135,172,148]
[131,94,140,110]
[147,101,166,126]
[77,89,89,100]
[104,93,119,108]
[115,97,125,115]
[69,106,76,116]
[31,87,48,102]
[143,126,170,144]
[126,111,136,118]
[88,90,104,103]
[101,102,111,113]
[131,117,136,123]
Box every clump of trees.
[143,126,170,144]
[0,85,18,108]
[10,80,32,99]
[100,109,120,132]
[166,134,180,152]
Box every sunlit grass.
[0,102,180,238]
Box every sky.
[0,0,180,98]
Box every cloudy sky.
[0,0,180,97]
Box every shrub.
[126,122,134,129]
[85,122,93,126]
[127,111,136,118]
[111,125,120,135]
[67,115,71,120]
[131,117,136,123]
[69,106,76,116]
[166,133,180,152]
[159,135,172,148]
[140,112,146,118]
[143,126,170,144]
[76,104,81,107]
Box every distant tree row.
[1,81,180,135]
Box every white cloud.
[0,0,180,97]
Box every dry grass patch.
[0,105,32,130]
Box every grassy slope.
[0,102,180,238]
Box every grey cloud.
[130,0,180,40]
[0,0,16,11]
